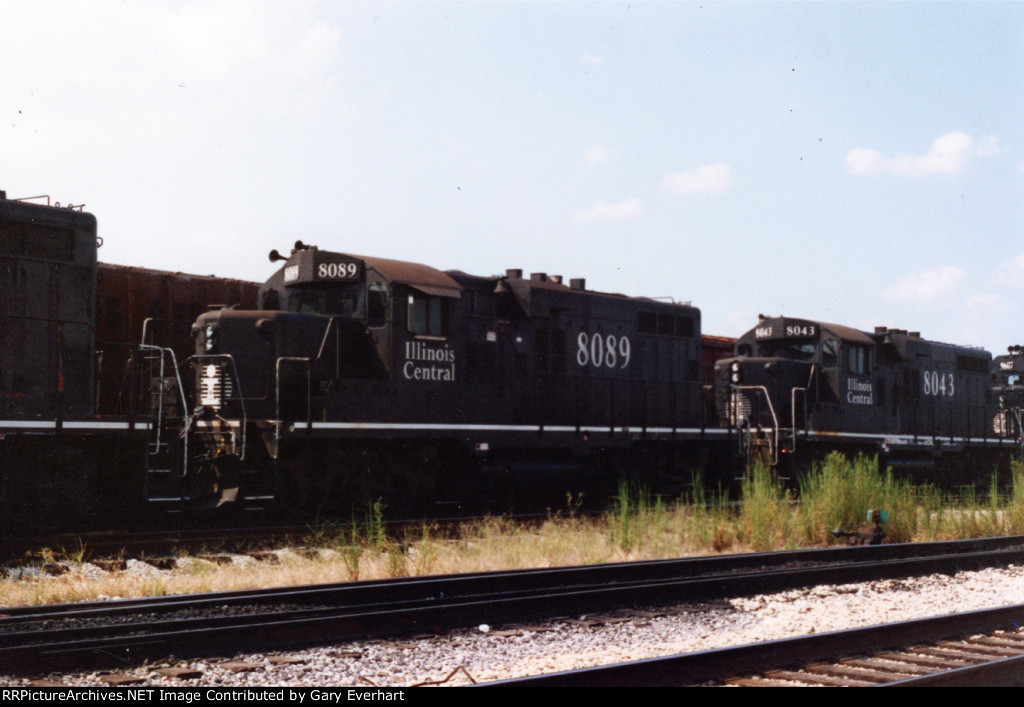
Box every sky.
[2,1,1022,355]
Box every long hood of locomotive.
[188,303,716,442]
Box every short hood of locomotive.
[715,356,815,427]
[716,356,815,390]
[195,308,368,352]
[995,384,1024,408]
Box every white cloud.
[968,293,1010,312]
[994,254,1024,288]
[584,146,608,165]
[579,53,604,65]
[846,132,1000,177]
[574,197,644,222]
[662,163,732,196]
[882,266,965,303]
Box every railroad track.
[484,604,1024,686]
[3,536,1024,676]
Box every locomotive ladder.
[730,385,781,466]
[138,343,190,508]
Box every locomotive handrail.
[1007,407,1024,460]
[270,318,344,458]
[787,363,818,453]
[137,344,187,457]
[139,344,194,498]
[791,386,808,454]
[316,316,337,361]
[731,385,780,466]
[140,316,194,352]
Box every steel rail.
[481,603,1024,687]
[3,538,1024,674]
[3,534,1023,622]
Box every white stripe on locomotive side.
[0,420,149,430]
[192,419,1016,447]
[281,421,732,435]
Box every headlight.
[204,324,216,352]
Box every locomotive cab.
[716,316,853,462]
[192,242,462,422]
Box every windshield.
[287,283,364,316]
[761,342,817,361]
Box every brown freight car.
[701,334,735,385]
[94,263,259,414]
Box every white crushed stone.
[2,563,1023,687]
[124,558,169,578]
[71,562,109,581]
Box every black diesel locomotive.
[0,193,144,523]
[715,316,1018,477]
[0,193,257,525]
[162,242,731,512]
[992,345,1024,451]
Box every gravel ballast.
[2,563,1024,687]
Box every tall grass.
[7,454,1024,608]
[738,463,795,551]
[686,473,737,552]
[608,482,673,554]
[798,453,917,544]
[1008,461,1024,532]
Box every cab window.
[849,345,869,375]
[407,292,449,337]
[368,283,388,327]
[821,339,838,367]
[287,284,364,316]
[772,342,816,361]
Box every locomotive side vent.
[993,411,1018,438]
[728,392,752,425]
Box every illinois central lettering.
[846,378,873,405]
[403,342,456,381]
